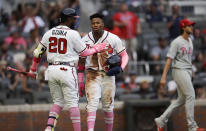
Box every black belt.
[48,62,76,67]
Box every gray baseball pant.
[160,68,198,131]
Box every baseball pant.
[85,69,116,112]
[160,68,197,130]
[47,65,79,108]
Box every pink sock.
[46,104,62,129]
[87,111,96,130]
[69,107,81,131]
[104,112,114,131]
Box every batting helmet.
[59,8,79,23]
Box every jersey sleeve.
[167,40,178,59]
[40,31,49,48]
[113,35,126,54]
[72,31,86,53]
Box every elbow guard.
[33,44,46,58]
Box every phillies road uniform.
[82,30,125,131]
[158,36,198,131]
[41,25,86,130]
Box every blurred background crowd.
[0,0,206,105]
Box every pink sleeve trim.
[119,50,129,70]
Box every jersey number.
[49,37,67,54]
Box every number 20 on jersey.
[49,37,67,54]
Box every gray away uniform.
[159,36,198,131]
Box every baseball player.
[78,13,129,131]
[155,19,205,131]
[29,8,107,131]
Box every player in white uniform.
[154,19,206,131]
[29,8,107,131]
[78,13,129,131]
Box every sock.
[87,111,96,131]
[69,107,81,131]
[46,104,62,130]
[104,111,114,131]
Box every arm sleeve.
[167,40,178,59]
[72,31,86,53]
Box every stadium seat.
[4,98,26,105]
[0,92,7,104]
[119,94,141,101]
[33,91,52,104]
[151,22,167,30]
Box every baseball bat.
[7,67,36,79]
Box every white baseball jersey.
[40,25,86,63]
[167,36,193,69]
[82,30,125,71]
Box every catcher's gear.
[106,55,121,70]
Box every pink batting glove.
[93,42,107,53]
[78,72,85,97]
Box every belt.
[48,62,76,67]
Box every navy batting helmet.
[59,8,79,23]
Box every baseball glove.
[106,55,121,69]
[106,55,122,76]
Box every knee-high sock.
[87,111,96,131]
[104,112,114,131]
[46,104,62,129]
[69,107,81,131]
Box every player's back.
[41,25,86,63]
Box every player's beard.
[70,23,75,30]
[186,30,192,35]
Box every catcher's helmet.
[59,8,79,23]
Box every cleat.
[154,118,164,131]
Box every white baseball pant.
[47,65,79,108]
[85,69,116,112]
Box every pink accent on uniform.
[78,65,85,71]
[78,72,84,97]
[69,107,81,131]
[104,112,114,131]
[79,42,106,56]
[46,104,62,129]
[30,57,42,72]
[119,50,129,70]
[87,111,96,130]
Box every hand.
[79,82,85,97]
[106,66,122,76]
[29,69,38,79]
[93,42,107,53]
[160,77,166,87]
